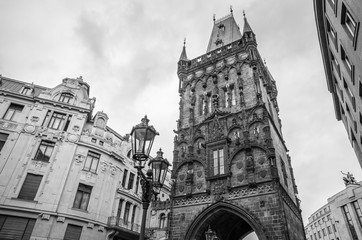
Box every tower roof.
[179,39,188,61]
[242,11,254,34]
[206,13,242,53]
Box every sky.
[0,0,361,229]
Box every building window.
[213,148,224,175]
[352,201,362,227]
[326,18,337,48]
[128,173,135,190]
[63,224,82,240]
[327,226,332,234]
[73,184,92,211]
[160,213,166,228]
[342,205,358,240]
[341,4,358,39]
[135,175,140,194]
[48,112,66,130]
[21,87,32,95]
[122,169,128,188]
[99,141,104,146]
[43,110,72,131]
[327,0,336,12]
[0,133,9,152]
[3,103,24,121]
[18,173,43,200]
[117,199,124,220]
[34,140,55,162]
[124,202,131,224]
[58,92,74,104]
[83,151,100,173]
[131,205,137,225]
[91,138,97,143]
[330,51,340,78]
[341,45,353,77]
[0,215,36,239]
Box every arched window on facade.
[58,92,74,104]
[159,213,166,229]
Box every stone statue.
[341,171,359,186]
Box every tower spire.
[179,38,188,61]
[242,10,254,34]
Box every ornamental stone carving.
[23,124,36,134]
[74,154,85,163]
[67,134,78,143]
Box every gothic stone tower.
[169,12,305,240]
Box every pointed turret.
[177,39,189,94]
[179,39,188,61]
[242,11,256,42]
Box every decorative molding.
[67,134,78,143]
[41,214,50,220]
[57,216,65,223]
[74,154,85,163]
[174,195,211,207]
[229,184,273,199]
[87,223,94,229]
[23,124,36,134]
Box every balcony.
[108,217,140,240]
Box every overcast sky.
[0,0,361,226]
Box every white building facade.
[0,76,143,240]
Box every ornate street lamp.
[205,225,219,240]
[205,226,214,240]
[130,116,170,240]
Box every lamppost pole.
[139,173,152,240]
[130,116,170,240]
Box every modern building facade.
[0,76,143,240]
[314,0,362,166]
[169,11,305,240]
[305,182,362,240]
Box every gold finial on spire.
[243,10,246,18]
[263,58,267,65]
[183,38,186,46]
[230,6,233,15]
[213,14,216,23]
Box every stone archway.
[184,201,267,240]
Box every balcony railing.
[108,216,141,233]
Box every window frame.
[3,103,24,121]
[63,224,82,240]
[21,86,32,95]
[43,110,72,131]
[73,183,92,211]
[122,169,128,188]
[18,173,43,201]
[83,151,100,173]
[128,172,135,190]
[212,148,225,175]
[342,204,359,239]
[341,3,360,48]
[0,133,9,152]
[58,92,74,104]
[34,140,55,162]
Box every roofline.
[1,75,49,91]
[313,0,341,120]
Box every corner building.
[169,12,305,239]
[0,76,144,240]
[314,0,362,166]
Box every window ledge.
[71,208,89,213]
[206,173,230,181]
[11,197,38,203]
